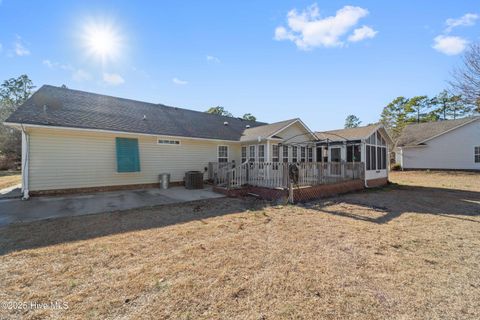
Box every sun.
[82,19,122,63]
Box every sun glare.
[82,20,122,63]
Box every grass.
[0,171,479,319]
[0,171,21,190]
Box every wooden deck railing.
[209,162,364,189]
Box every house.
[395,116,480,171]
[5,85,319,198]
[315,124,393,187]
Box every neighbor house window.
[307,147,313,162]
[158,139,180,145]
[300,147,306,162]
[116,137,140,173]
[241,146,247,163]
[283,145,289,162]
[258,145,265,162]
[218,146,228,163]
[272,144,279,162]
[249,145,256,162]
[475,146,480,163]
[292,146,298,163]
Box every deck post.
[288,179,294,204]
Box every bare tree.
[450,43,480,113]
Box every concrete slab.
[0,186,224,227]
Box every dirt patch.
[0,171,21,190]
[0,171,479,319]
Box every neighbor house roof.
[315,124,380,142]
[396,116,480,147]
[5,85,267,141]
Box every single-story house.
[395,116,480,170]
[5,85,321,198]
[315,124,393,187]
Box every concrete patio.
[0,186,224,227]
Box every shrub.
[391,163,402,171]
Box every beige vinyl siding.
[268,122,315,162]
[27,127,240,191]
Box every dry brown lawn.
[0,171,479,319]
[0,171,21,190]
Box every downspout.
[20,125,30,200]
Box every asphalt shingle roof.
[315,124,379,142]
[5,85,267,141]
[396,117,480,147]
[240,119,298,142]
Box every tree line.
[345,43,480,143]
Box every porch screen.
[116,137,140,172]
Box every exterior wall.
[401,120,480,170]
[265,121,316,162]
[27,127,241,191]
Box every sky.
[0,0,479,130]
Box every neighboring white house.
[5,85,319,198]
[315,124,393,187]
[395,116,480,170]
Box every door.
[330,147,341,175]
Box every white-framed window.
[307,147,313,162]
[258,145,265,162]
[218,145,228,163]
[249,145,256,162]
[292,146,298,163]
[282,145,289,162]
[300,147,306,162]
[158,139,180,145]
[475,146,480,163]
[272,144,279,162]
[241,146,247,163]
[366,131,387,170]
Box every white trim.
[21,129,29,199]
[267,118,317,140]
[416,117,480,145]
[4,122,242,144]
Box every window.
[292,146,298,163]
[347,145,361,162]
[382,147,387,169]
[475,146,480,163]
[241,146,247,163]
[116,138,140,172]
[258,145,265,162]
[272,144,279,162]
[300,147,306,162]
[283,145,289,162]
[218,146,228,163]
[307,147,313,162]
[158,139,180,145]
[249,145,256,162]
[366,131,387,171]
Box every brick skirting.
[213,185,288,201]
[30,181,186,196]
[213,179,365,203]
[365,177,388,188]
[293,179,364,203]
